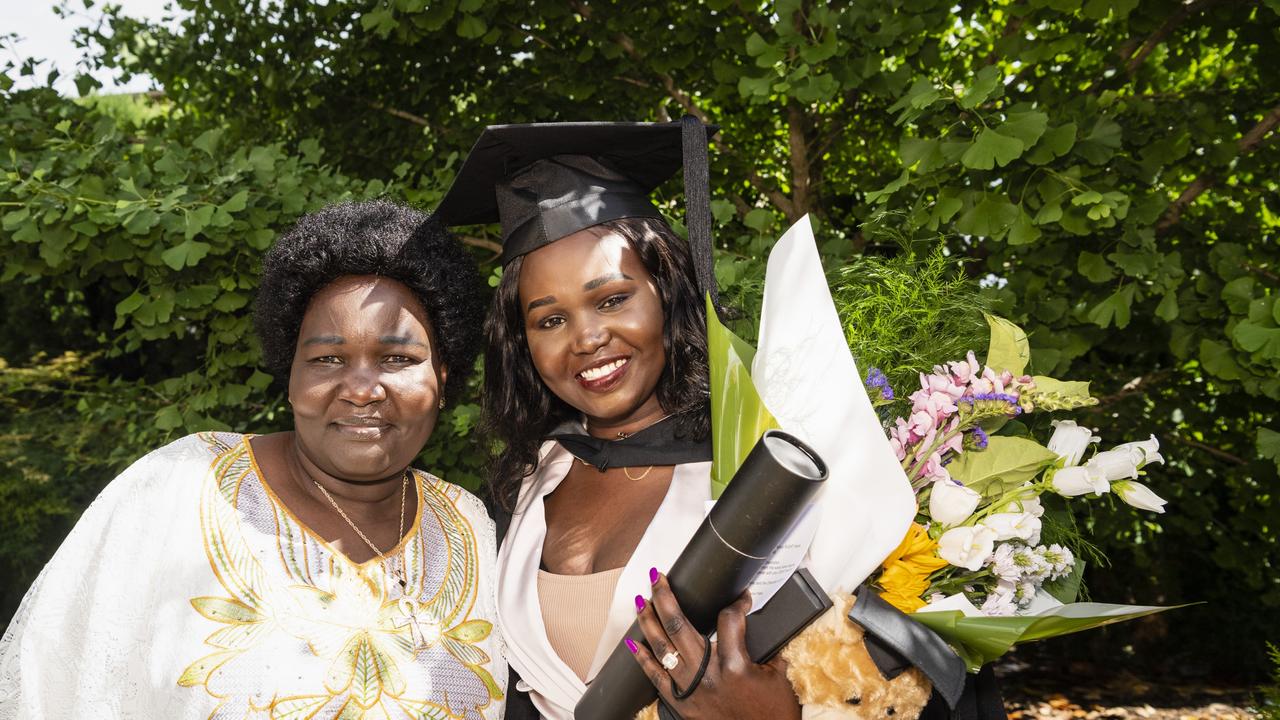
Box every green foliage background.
[3,0,1277,680]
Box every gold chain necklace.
[311,470,409,589]
[623,465,654,481]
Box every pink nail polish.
[626,637,638,654]
[649,567,659,584]
[635,595,646,612]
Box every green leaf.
[1199,339,1245,381]
[161,240,213,271]
[247,370,274,391]
[1075,117,1123,164]
[220,189,249,214]
[955,194,1020,238]
[1042,559,1085,604]
[1007,209,1041,246]
[961,129,1023,170]
[1078,252,1113,283]
[457,15,487,39]
[900,137,940,170]
[155,405,184,430]
[1221,276,1255,314]
[947,435,1057,497]
[995,110,1049,148]
[707,296,777,498]
[1155,292,1179,321]
[116,291,146,317]
[213,292,249,312]
[193,128,224,156]
[743,208,773,232]
[184,205,215,240]
[1259,428,1280,469]
[1233,321,1280,358]
[985,314,1030,377]
[958,66,1002,109]
[176,284,219,308]
[1026,123,1078,164]
[1086,285,1136,329]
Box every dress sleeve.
[0,436,207,719]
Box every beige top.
[536,567,626,681]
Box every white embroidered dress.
[0,432,506,720]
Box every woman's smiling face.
[288,275,446,481]
[518,227,667,435]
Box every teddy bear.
[636,592,932,719]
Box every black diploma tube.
[575,429,828,720]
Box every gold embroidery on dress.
[178,433,501,719]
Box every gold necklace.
[623,465,655,481]
[311,470,410,589]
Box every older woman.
[0,201,505,720]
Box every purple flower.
[866,367,887,387]
[972,426,989,449]
[881,385,895,400]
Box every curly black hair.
[483,217,711,504]
[254,200,484,404]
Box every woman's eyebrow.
[527,295,555,311]
[302,334,344,346]
[379,335,429,348]
[584,272,632,290]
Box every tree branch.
[1125,0,1219,76]
[367,101,429,127]
[1156,102,1280,232]
[570,0,795,219]
[459,235,503,257]
[1172,434,1248,466]
[786,104,811,222]
[1086,0,1219,94]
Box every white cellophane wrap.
[0,432,505,720]
[753,214,917,595]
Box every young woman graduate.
[437,120,809,720]
[437,119,1002,720]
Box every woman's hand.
[628,571,801,720]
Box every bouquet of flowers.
[867,315,1179,668]
[706,214,1182,674]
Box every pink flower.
[948,351,980,385]
[908,409,936,438]
[921,370,966,400]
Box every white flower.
[938,525,999,571]
[980,580,1018,616]
[1016,581,1038,608]
[1050,465,1109,497]
[1112,435,1164,467]
[988,543,1021,583]
[1038,543,1075,580]
[1085,448,1142,482]
[1047,420,1101,467]
[929,480,982,527]
[1111,480,1168,513]
[982,512,1042,544]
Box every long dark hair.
[483,216,711,505]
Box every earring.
[438,397,446,410]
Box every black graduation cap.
[436,117,722,310]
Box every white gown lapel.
[585,460,711,680]
[497,442,584,719]
[498,446,712,719]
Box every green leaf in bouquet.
[1028,376,1098,411]
[1041,559,1085,604]
[947,436,1056,498]
[983,314,1030,377]
[912,602,1192,672]
[707,295,777,499]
